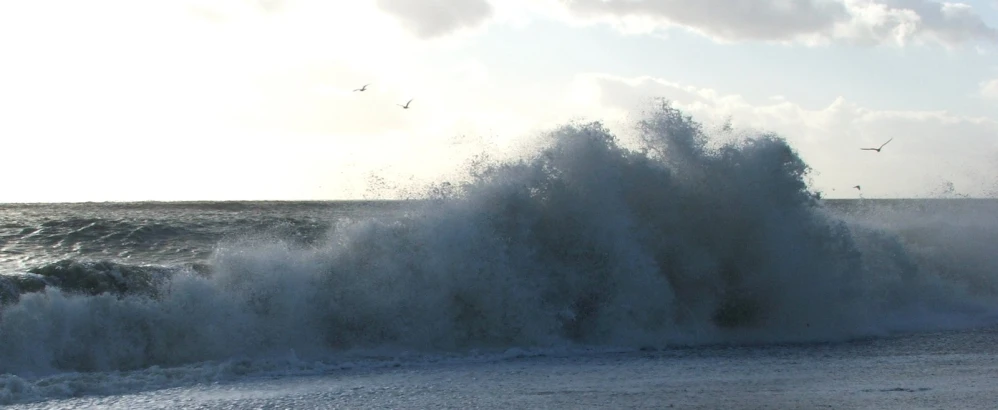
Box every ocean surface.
[2,106,998,407]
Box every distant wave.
[0,205,343,272]
[0,260,207,306]
[2,103,997,396]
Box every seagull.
[353,84,369,92]
[853,185,861,191]
[860,138,893,152]
[398,98,413,109]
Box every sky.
[1,0,997,202]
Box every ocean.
[2,106,998,408]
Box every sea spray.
[1,103,996,378]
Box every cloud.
[376,0,494,38]
[568,73,998,197]
[0,0,515,201]
[563,0,848,42]
[982,78,998,99]
[840,0,998,46]
[557,0,998,47]
[186,0,286,21]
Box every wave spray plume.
[1,102,996,378]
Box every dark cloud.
[376,0,493,38]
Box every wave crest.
[1,103,995,379]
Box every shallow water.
[8,326,998,409]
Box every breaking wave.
[2,103,997,402]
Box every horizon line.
[2,197,997,206]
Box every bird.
[398,98,413,109]
[353,84,369,92]
[860,138,893,152]
[853,185,861,191]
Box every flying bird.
[353,84,369,92]
[853,185,861,191]
[398,98,413,109]
[860,138,893,152]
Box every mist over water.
[1,103,997,390]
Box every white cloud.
[982,78,998,99]
[376,0,493,38]
[563,0,847,43]
[187,1,282,21]
[0,0,994,202]
[556,0,998,47]
[567,73,998,197]
[839,0,998,46]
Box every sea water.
[2,105,997,408]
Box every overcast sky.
[1,0,996,202]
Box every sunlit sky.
[1,0,997,202]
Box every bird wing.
[879,137,893,149]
